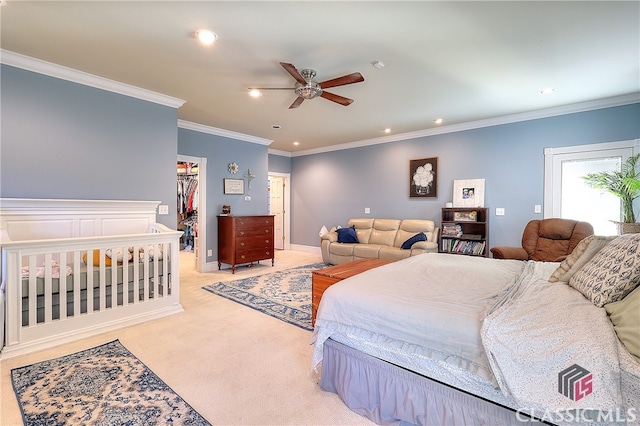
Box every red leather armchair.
[490,218,594,262]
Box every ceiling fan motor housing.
[294,82,322,99]
[295,69,322,99]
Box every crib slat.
[73,251,81,318]
[153,244,159,299]
[122,246,130,305]
[132,245,140,304]
[28,255,37,327]
[43,254,53,323]
[142,246,150,301]
[59,250,67,320]
[99,249,106,312]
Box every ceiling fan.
[250,62,364,109]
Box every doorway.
[268,172,291,250]
[544,139,638,235]
[178,154,207,272]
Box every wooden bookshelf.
[439,207,489,257]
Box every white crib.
[0,199,183,359]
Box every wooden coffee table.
[312,258,391,326]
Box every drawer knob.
[240,242,245,247]
[240,231,245,236]
[240,255,246,259]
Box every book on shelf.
[442,223,463,237]
[440,238,486,255]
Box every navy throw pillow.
[401,232,427,249]
[336,226,359,243]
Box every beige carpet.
[0,250,374,426]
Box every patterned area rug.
[203,262,327,331]
[11,340,211,426]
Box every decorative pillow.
[569,233,640,307]
[605,286,640,363]
[548,235,616,283]
[336,225,359,244]
[401,232,427,249]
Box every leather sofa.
[321,218,439,265]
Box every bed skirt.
[320,338,541,426]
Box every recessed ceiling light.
[540,87,556,95]
[271,124,281,129]
[249,89,262,97]
[195,29,218,45]
[293,141,300,146]
[384,128,391,133]
[372,61,385,69]
[434,118,443,125]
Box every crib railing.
[1,224,182,358]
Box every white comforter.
[313,253,525,385]
[482,261,622,416]
[313,253,627,419]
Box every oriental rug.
[203,262,327,331]
[11,340,211,426]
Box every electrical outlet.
[244,195,251,201]
[364,207,371,214]
[534,204,542,214]
[496,208,505,216]
[207,249,213,256]
[158,204,169,215]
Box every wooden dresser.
[218,215,275,273]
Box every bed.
[0,198,183,359]
[312,234,640,426]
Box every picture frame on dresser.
[223,178,245,194]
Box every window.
[544,140,639,235]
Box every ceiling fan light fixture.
[294,82,322,100]
[540,87,556,95]
[195,29,218,45]
[248,89,262,97]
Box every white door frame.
[268,172,291,250]
[178,154,207,272]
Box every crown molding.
[178,119,272,146]
[1,49,185,108]
[267,148,292,157]
[289,93,640,157]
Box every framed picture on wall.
[453,178,485,207]
[223,178,245,195]
[409,157,438,198]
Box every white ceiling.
[1,1,639,153]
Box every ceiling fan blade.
[319,72,364,89]
[288,97,304,109]
[250,87,295,90]
[280,62,306,84]
[320,91,354,106]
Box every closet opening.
[177,155,207,272]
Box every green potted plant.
[582,153,640,234]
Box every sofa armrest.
[321,232,338,243]
[490,246,528,260]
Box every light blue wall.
[5,63,639,256]
[268,153,292,174]
[286,103,640,249]
[178,128,269,262]
[0,64,179,229]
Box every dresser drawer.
[235,227,272,238]
[236,236,272,250]
[236,248,273,263]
